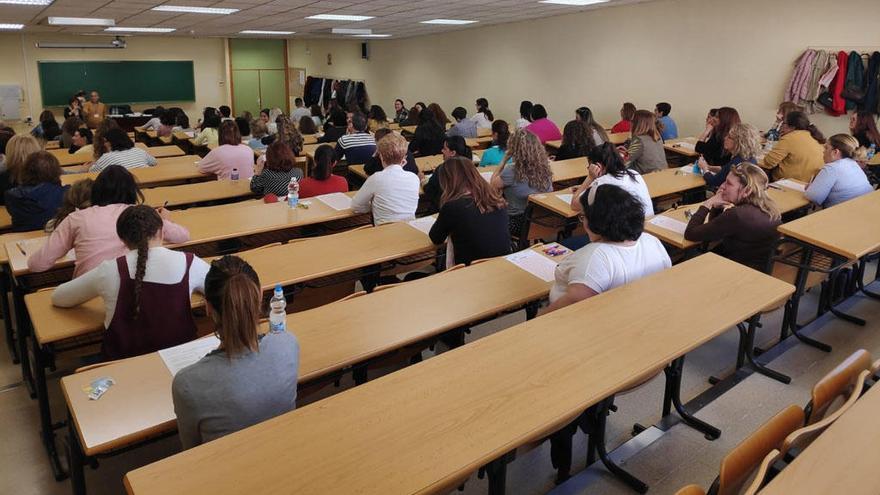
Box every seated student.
[267,116,304,156]
[248,120,269,150]
[447,107,478,138]
[91,118,120,163]
[310,105,324,128]
[428,103,451,128]
[250,141,304,197]
[696,107,740,167]
[89,128,157,173]
[192,113,221,147]
[516,101,533,130]
[291,98,311,122]
[198,121,255,180]
[408,108,446,157]
[298,144,348,199]
[335,113,376,166]
[364,128,419,176]
[403,105,421,126]
[429,157,510,265]
[60,116,82,149]
[765,101,802,141]
[480,120,510,166]
[849,111,880,149]
[68,127,93,155]
[142,107,165,131]
[472,98,494,129]
[351,132,420,225]
[51,205,208,360]
[318,109,348,144]
[175,112,193,134]
[32,110,61,141]
[172,255,299,450]
[525,104,562,144]
[761,110,825,182]
[684,163,781,271]
[424,136,474,209]
[4,151,67,232]
[805,134,874,208]
[235,117,252,142]
[611,102,636,133]
[393,99,408,124]
[490,130,553,235]
[218,105,233,122]
[575,106,609,146]
[554,120,593,161]
[570,142,653,217]
[624,110,667,174]
[1,134,42,204]
[0,129,15,201]
[29,165,190,277]
[655,102,679,141]
[544,184,671,314]
[698,122,761,189]
[298,115,318,136]
[64,96,83,121]
[367,105,389,132]
[45,178,92,233]
[158,111,177,138]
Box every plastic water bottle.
[692,160,701,174]
[268,285,286,333]
[230,168,239,181]
[287,177,299,208]
[867,144,877,161]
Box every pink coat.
[197,144,255,180]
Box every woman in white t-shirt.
[544,183,671,314]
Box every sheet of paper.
[480,171,493,182]
[673,141,696,151]
[158,335,221,377]
[407,216,436,235]
[315,192,352,211]
[773,179,806,192]
[556,193,573,205]
[184,131,195,138]
[505,249,558,282]
[648,215,688,235]
[13,238,75,262]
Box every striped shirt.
[90,147,157,173]
[335,132,376,166]
[250,167,305,197]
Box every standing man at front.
[83,91,107,129]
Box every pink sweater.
[197,144,255,180]
[27,204,190,278]
[525,118,562,144]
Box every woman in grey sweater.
[625,110,667,174]
[171,255,300,450]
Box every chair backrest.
[806,349,872,423]
[783,369,870,455]
[714,405,804,495]
[675,484,706,495]
[742,449,781,495]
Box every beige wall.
[362,0,880,138]
[0,33,228,124]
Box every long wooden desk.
[664,137,700,160]
[546,132,630,150]
[141,179,257,209]
[123,254,794,495]
[60,155,208,188]
[0,207,10,232]
[760,384,880,495]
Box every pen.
[16,241,26,256]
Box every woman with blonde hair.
[624,110,666,174]
[490,129,553,235]
[3,134,42,186]
[805,134,874,208]
[684,163,781,271]
[699,122,762,189]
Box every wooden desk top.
[0,207,10,231]
[547,132,630,149]
[0,230,44,265]
[45,140,60,150]
[301,142,335,158]
[761,384,880,495]
[60,248,560,455]
[61,155,206,188]
[141,179,256,208]
[124,254,794,495]
[664,137,700,158]
[5,192,362,276]
[302,135,317,145]
[145,145,184,159]
[778,189,880,260]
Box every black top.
[853,131,877,149]
[408,124,444,157]
[363,151,419,176]
[695,133,727,167]
[554,143,588,161]
[318,126,346,144]
[429,197,511,266]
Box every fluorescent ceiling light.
[331,28,371,35]
[0,23,24,29]
[306,14,373,21]
[48,17,115,26]
[352,34,391,38]
[239,30,293,35]
[105,26,176,33]
[539,0,609,5]
[151,5,238,14]
[0,0,51,4]
[420,19,478,25]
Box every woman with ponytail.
[52,205,209,359]
[804,134,874,208]
[473,97,494,129]
[298,144,349,198]
[480,120,511,166]
[172,255,300,450]
[761,110,825,182]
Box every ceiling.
[0,0,653,39]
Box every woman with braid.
[52,205,209,359]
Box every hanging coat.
[861,52,880,115]
[844,51,866,111]
[828,51,848,116]
[784,49,817,104]
[804,50,830,113]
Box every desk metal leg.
[549,421,578,484]
[583,397,648,493]
[663,357,722,439]
[68,410,86,495]
[856,258,880,300]
[34,341,67,480]
[1,264,18,364]
[738,319,792,384]
[485,450,515,495]
[12,280,35,398]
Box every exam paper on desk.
[159,335,222,376]
[505,249,558,282]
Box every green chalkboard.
[38,61,195,106]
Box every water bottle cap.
[274,284,283,293]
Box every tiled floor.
[1,267,878,495]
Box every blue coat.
[4,182,68,232]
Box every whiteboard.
[0,85,22,121]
